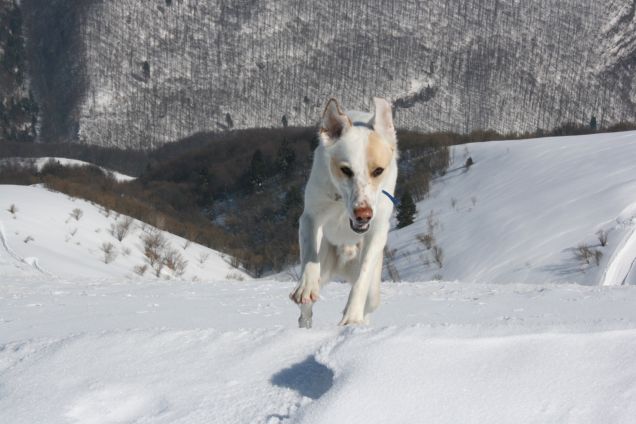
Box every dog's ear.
[373,97,396,145]
[320,98,351,145]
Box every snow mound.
[390,131,636,285]
[299,327,636,424]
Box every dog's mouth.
[349,219,370,234]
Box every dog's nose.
[354,206,373,223]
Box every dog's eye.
[340,166,353,177]
[371,167,384,177]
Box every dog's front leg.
[339,231,387,325]
[290,213,322,306]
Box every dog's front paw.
[338,309,366,326]
[290,262,321,304]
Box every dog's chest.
[322,211,364,246]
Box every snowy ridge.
[0,157,135,182]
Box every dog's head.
[319,97,397,234]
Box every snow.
[3,277,636,423]
[389,130,636,285]
[0,157,135,182]
[3,132,636,422]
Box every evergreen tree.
[281,115,288,128]
[590,115,597,131]
[283,185,303,223]
[247,149,268,191]
[225,113,234,129]
[396,190,416,228]
[276,138,296,176]
[142,61,150,80]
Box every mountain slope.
[15,0,636,147]
[388,130,636,285]
[0,184,246,281]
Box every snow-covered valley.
[2,131,636,423]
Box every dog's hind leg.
[364,258,382,323]
[298,243,336,328]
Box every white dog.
[290,97,398,327]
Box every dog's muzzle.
[349,219,370,234]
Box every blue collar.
[382,190,399,206]
[352,121,373,129]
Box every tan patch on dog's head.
[367,131,393,186]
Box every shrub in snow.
[432,245,444,268]
[163,248,188,277]
[574,244,602,267]
[134,264,148,276]
[594,249,603,266]
[226,272,245,281]
[23,235,34,243]
[198,251,211,265]
[69,208,83,221]
[100,242,117,264]
[7,204,18,215]
[384,246,400,282]
[426,210,439,234]
[142,230,167,268]
[110,216,134,241]
[417,233,435,250]
[596,229,608,247]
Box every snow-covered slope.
[389,130,636,285]
[0,157,135,182]
[2,277,636,423]
[0,185,246,281]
